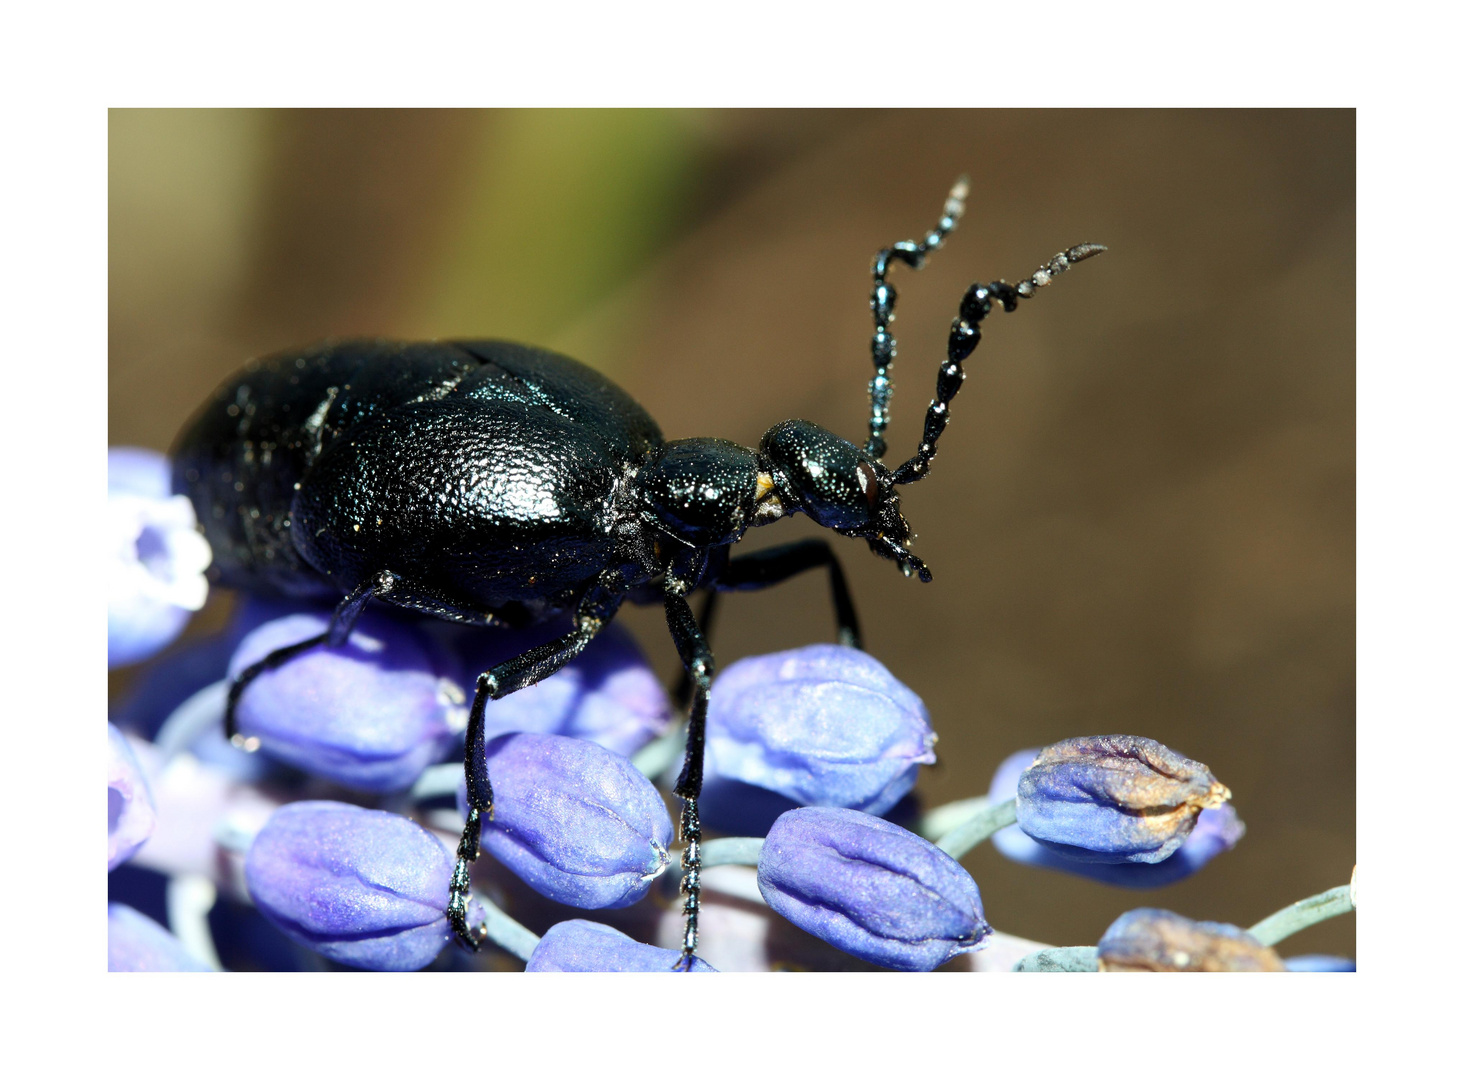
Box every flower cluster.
[107,446,1354,972]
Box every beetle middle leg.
[671,538,863,710]
[448,578,625,951]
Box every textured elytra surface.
[173,339,665,613]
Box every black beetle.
[172,179,1103,966]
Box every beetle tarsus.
[676,795,702,965]
[448,811,485,952]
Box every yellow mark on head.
[755,472,775,500]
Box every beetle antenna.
[865,176,969,461]
[889,242,1107,487]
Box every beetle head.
[760,419,930,581]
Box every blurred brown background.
[110,109,1355,958]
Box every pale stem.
[1248,883,1355,947]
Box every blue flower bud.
[469,733,672,909]
[454,622,673,757]
[705,645,935,817]
[989,747,1244,885]
[1015,735,1231,864]
[244,801,458,971]
[108,903,212,971]
[1284,954,1356,972]
[758,806,990,971]
[1097,908,1285,972]
[108,724,157,871]
[108,447,211,668]
[229,610,466,792]
[526,919,717,972]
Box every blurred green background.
[110,109,1355,960]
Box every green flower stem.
[1247,883,1355,947]
[630,727,687,784]
[935,797,1018,858]
[916,796,989,840]
[471,890,541,962]
[410,763,465,802]
[664,837,767,895]
[699,836,765,869]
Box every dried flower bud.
[705,645,935,816]
[108,447,211,668]
[526,919,716,972]
[244,801,458,971]
[229,609,466,792]
[989,747,1243,885]
[758,807,990,971]
[470,733,672,909]
[108,724,157,871]
[1016,735,1231,864]
[454,622,673,757]
[108,904,212,971]
[1097,908,1285,972]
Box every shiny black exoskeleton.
[172,179,1104,966]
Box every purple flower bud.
[229,610,466,792]
[1097,908,1286,972]
[469,733,672,909]
[526,919,717,972]
[705,645,935,816]
[109,447,211,668]
[108,903,212,971]
[989,747,1244,885]
[245,801,456,971]
[454,622,673,756]
[1284,954,1356,972]
[108,725,157,870]
[758,807,990,971]
[1015,735,1231,864]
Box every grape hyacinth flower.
[108,904,212,972]
[468,732,673,909]
[705,645,935,816]
[1015,735,1232,864]
[1097,908,1286,972]
[108,447,212,668]
[454,622,674,757]
[108,724,157,870]
[228,609,466,792]
[988,747,1244,886]
[758,806,990,971]
[245,801,467,971]
[526,920,716,972]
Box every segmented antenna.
[890,242,1107,487]
[865,177,969,461]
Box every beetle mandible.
[172,178,1104,967]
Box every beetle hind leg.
[223,575,382,749]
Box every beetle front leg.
[664,588,715,968]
